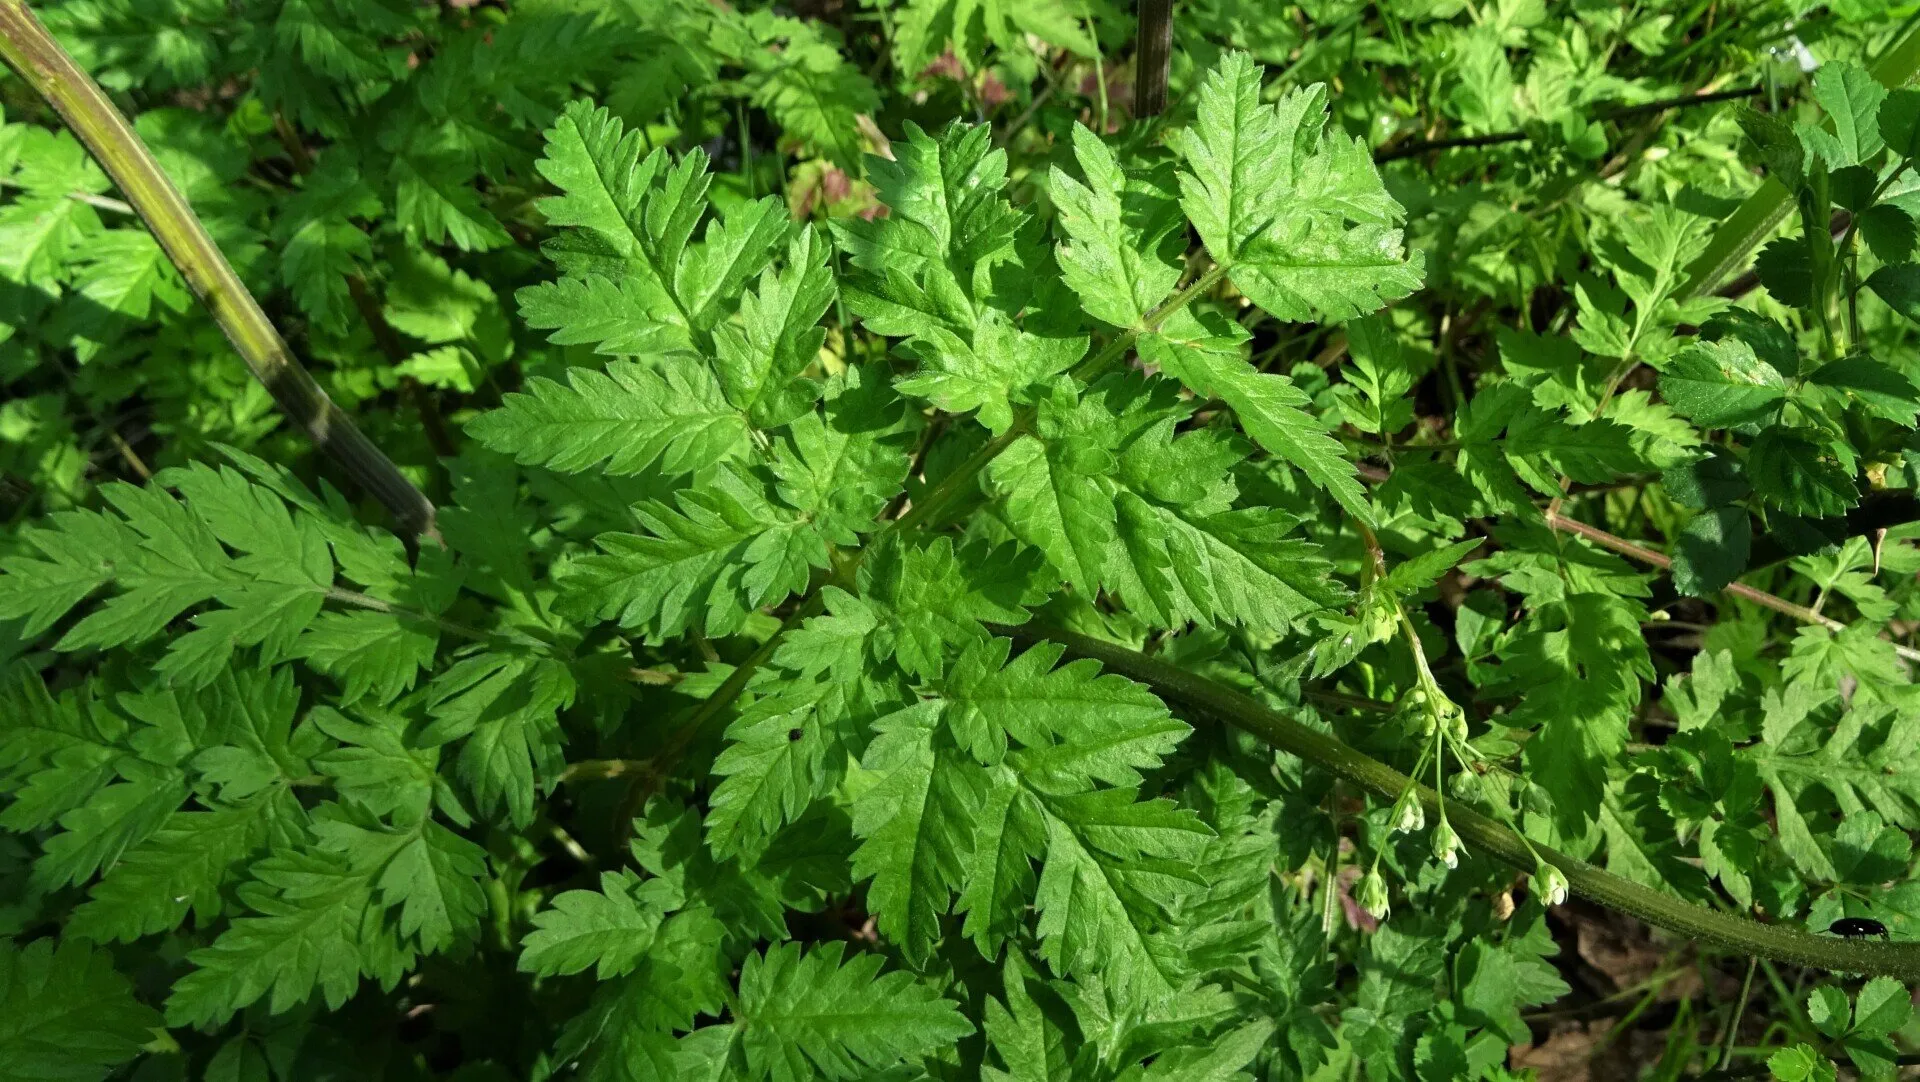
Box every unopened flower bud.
[1432,821,1460,869]
[1448,772,1478,800]
[1359,869,1391,921]
[1395,800,1425,833]
[1534,865,1569,907]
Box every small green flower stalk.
[1366,680,1470,926]
[1371,652,1474,918]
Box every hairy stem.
[0,0,438,540]
[1014,622,1920,980]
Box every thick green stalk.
[1679,178,1797,300]
[1010,622,1920,980]
[0,1,438,540]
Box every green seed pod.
[1359,869,1391,921]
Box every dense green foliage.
[10,0,1920,1079]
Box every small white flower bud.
[1535,865,1569,907]
[1395,800,1425,833]
[1432,821,1460,869]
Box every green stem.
[1715,957,1760,1070]
[863,263,1227,534]
[892,425,1027,534]
[1008,622,1920,980]
[0,0,438,540]
[605,600,819,839]
[1759,957,1817,1043]
[999,49,1067,148]
[642,596,824,771]
[890,264,1229,538]
[1319,784,1343,936]
[1588,979,1664,1060]
[1874,6,1920,67]
[1801,179,1844,361]
[1356,517,1459,723]
[737,98,756,201]
[1836,162,1910,342]
[1081,262,1230,381]
[324,588,680,690]
[270,114,451,461]
[0,174,130,212]
[1525,966,1683,1021]
[1091,51,1109,135]
[1376,84,1765,162]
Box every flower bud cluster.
[1394,800,1425,833]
